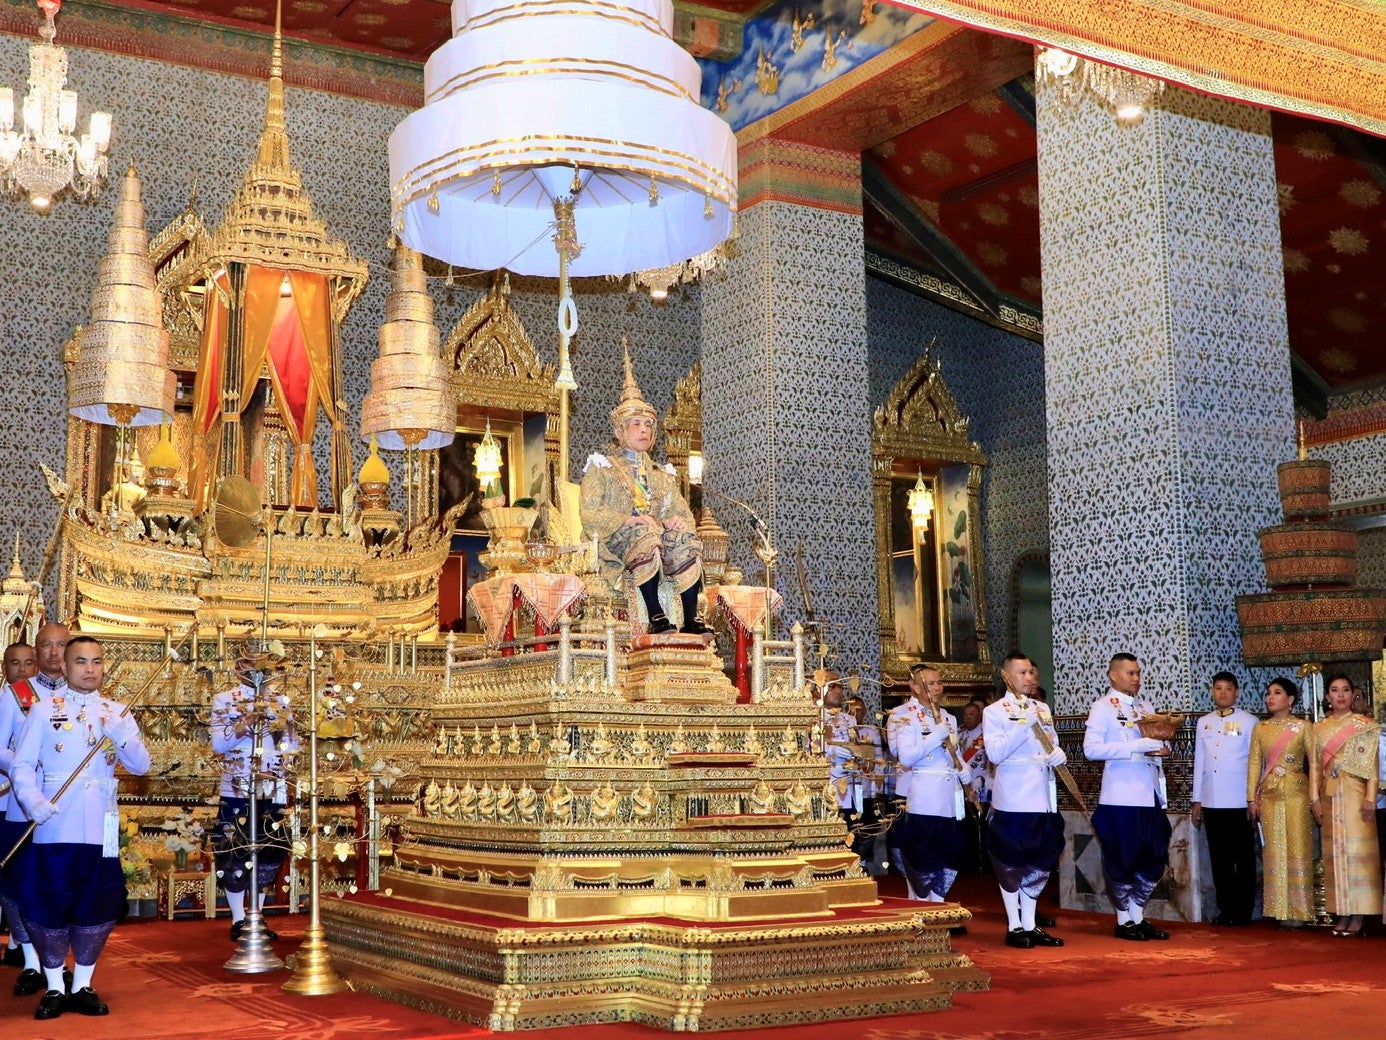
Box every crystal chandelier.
[0,0,113,212]
[1035,47,1165,128]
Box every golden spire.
[609,336,656,429]
[68,163,176,427]
[360,246,455,450]
[192,0,367,293]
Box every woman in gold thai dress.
[1247,677,1314,927]
[1308,673,1382,937]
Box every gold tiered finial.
[191,2,367,294]
[1297,418,1307,461]
[609,336,656,429]
[5,535,23,587]
[360,247,455,451]
[68,163,176,427]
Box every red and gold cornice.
[899,0,1386,137]
[736,136,861,214]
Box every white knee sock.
[44,966,65,993]
[1000,888,1022,930]
[1019,893,1037,930]
[227,889,247,923]
[1116,906,1131,925]
[22,942,39,970]
[1128,902,1145,925]
[71,963,94,991]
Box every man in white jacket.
[1083,652,1172,941]
[983,653,1066,948]
[893,664,972,918]
[11,636,149,1019]
[1191,671,1257,926]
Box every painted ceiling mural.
[693,0,928,130]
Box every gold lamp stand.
[283,627,347,995]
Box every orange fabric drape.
[287,270,337,431]
[189,273,230,511]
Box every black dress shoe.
[1004,928,1035,949]
[1028,927,1064,947]
[680,619,713,636]
[13,968,43,996]
[1114,922,1148,942]
[646,615,675,635]
[2,946,24,967]
[65,986,109,1016]
[1135,920,1169,940]
[1036,913,1057,928]
[34,989,64,1020]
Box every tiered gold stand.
[319,626,987,1030]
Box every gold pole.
[552,195,579,486]
[282,628,347,995]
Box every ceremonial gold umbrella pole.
[283,627,347,995]
[222,477,285,974]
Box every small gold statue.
[423,779,442,817]
[748,780,776,814]
[496,782,516,822]
[631,782,658,820]
[478,781,497,819]
[517,782,539,822]
[544,781,574,822]
[590,782,621,822]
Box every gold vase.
[479,506,539,576]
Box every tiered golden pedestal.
[320,630,987,1030]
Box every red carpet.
[21,876,1386,1039]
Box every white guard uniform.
[210,682,298,801]
[1083,691,1167,807]
[1192,708,1257,809]
[894,698,970,820]
[12,688,148,846]
[982,692,1060,813]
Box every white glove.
[1044,747,1067,768]
[30,799,59,825]
[1133,737,1165,755]
[108,712,140,748]
[957,762,974,786]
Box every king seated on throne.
[579,349,710,636]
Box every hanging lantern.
[473,419,503,493]
[907,471,934,533]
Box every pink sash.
[1260,724,1299,786]
[1318,715,1369,774]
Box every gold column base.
[319,897,985,1032]
[282,924,349,996]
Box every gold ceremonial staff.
[1028,718,1091,816]
[0,624,195,870]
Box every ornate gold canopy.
[873,351,991,694]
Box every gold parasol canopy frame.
[183,7,368,514]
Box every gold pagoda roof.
[192,14,367,300]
